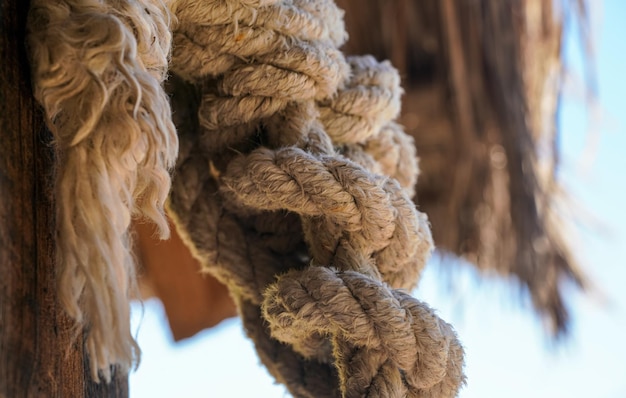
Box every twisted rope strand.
[29,0,466,393]
[262,267,462,395]
[165,1,464,396]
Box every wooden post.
[0,1,128,396]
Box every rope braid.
[28,0,465,394]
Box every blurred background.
[130,0,626,396]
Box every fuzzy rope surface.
[27,0,177,381]
[167,0,465,396]
[27,0,465,394]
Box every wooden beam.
[0,1,128,396]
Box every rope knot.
[165,0,465,394]
[30,0,467,393]
[263,267,465,397]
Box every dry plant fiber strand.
[335,0,587,336]
[27,0,178,381]
[28,0,465,395]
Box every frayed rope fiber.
[27,0,178,381]
[28,0,465,395]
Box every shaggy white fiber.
[28,0,178,381]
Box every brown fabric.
[133,217,236,341]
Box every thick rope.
[28,0,177,381]
[28,0,465,394]
[264,267,464,397]
[319,55,419,197]
[166,1,465,396]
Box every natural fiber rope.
[167,1,465,396]
[28,0,177,380]
[28,0,465,394]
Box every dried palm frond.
[336,0,588,335]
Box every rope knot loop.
[263,267,464,397]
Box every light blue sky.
[130,1,626,396]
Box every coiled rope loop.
[263,267,465,397]
[29,0,466,394]
[165,0,465,396]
